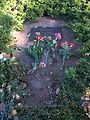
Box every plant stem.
[33,61,37,70]
[45,50,50,63]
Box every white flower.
[27,33,31,37]
[17,103,21,106]
[3,58,6,61]
[7,85,12,91]
[2,83,6,88]
[16,94,20,100]
[85,96,90,101]
[53,39,57,44]
[0,89,3,93]
[0,54,3,60]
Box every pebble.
[56,87,60,95]
[50,71,53,75]
[52,53,55,58]
[46,78,50,81]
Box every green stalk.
[33,61,37,70]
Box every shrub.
[0,58,27,119]
[0,11,14,52]
[78,40,90,57]
[71,18,90,42]
[26,0,45,21]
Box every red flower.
[40,37,45,41]
[47,36,52,40]
[60,41,75,48]
[69,43,75,48]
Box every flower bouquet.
[58,41,75,70]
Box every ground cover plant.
[0,56,27,119]
[0,0,90,120]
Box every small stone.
[52,53,55,58]
[12,109,17,116]
[56,87,60,95]
[50,71,53,75]
[21,82,27,89]
[46,78,50,81]
[51,48,55,51]
[49,62,52,65]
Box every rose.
[55,33,62,40]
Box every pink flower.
[55,43,58,47]
[36,36,43,41]
[39,62,46,68]
[55,33,62,40]
[35,32,40,35]
[60,41,68,47]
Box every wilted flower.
[47,36,52,40]
[39,62,46,68]
[55,33,62,40]
[35,32,41,36]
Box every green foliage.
[0,0,27,31]
[18,106,88,120]
[0,11,14,52]
[25,0,87,21]
[65,67,76,80]
[78,40,90,57]
[0,58,27,119]
[75,58,90,87]
[0,58,26,84]
[26,44,42,62]
[26,0,45,21]
[71,18,90,42]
